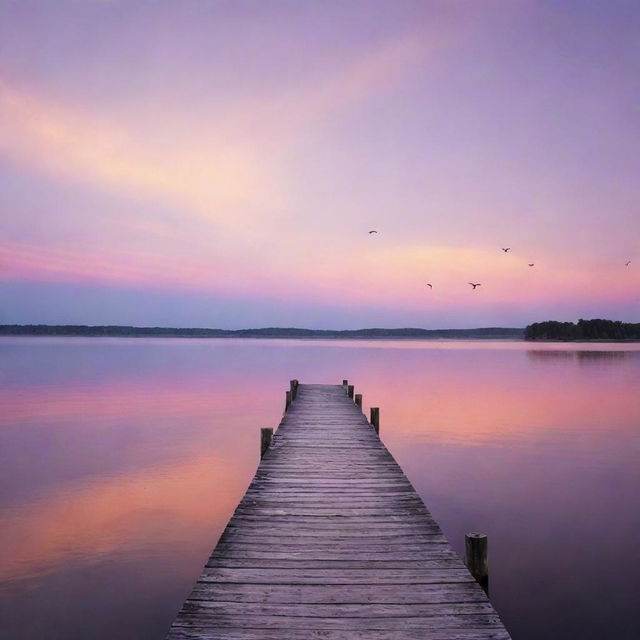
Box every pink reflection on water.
[0,337,639,639]
[358,350,640,448]
[0,453,244,584]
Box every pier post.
[260,427,273,459]
[285,390,292,412]
[465,532,488,593]
[290,379,298,400]
[355,394,362,409]
[342,379,348,389]
[347,384,354,399]
[370,407,379,434]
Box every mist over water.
[1,337,639,639]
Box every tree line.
[0,324,524,339]
[525,319,640,341]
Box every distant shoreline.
[524,319,640,342]
[0,335,529,341]
[0,324,524,340]
[1,325,639,342]
[4,335,639,343]
[525,338,640,343]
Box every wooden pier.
[167,382,511,639]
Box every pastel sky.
[1,0,638,329]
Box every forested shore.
[0,325,523,339]
[525,319,640,341]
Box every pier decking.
[167,383,511,639]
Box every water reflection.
[0,338,639,640]
[527,349,639,362]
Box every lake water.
[1,337,639,639]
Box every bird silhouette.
[625,260,631,266]
[426,283,433,289]
[468,283,481,289]
[528,263,535,267]
[501,247,511,253]
[368,230,378,234]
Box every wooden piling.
[347,384,354,399]
[290,379,298,400]
[259,427,273,459]
[285,390,292,412]
[370,406,380,434]
[465,532,489,592]
[342,379,348,389]
[355,393,362,409]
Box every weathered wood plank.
[205,559,466,570]
[180,600,497,617]
[187,582,489,605]
[172,611,505,630]
[220,533,447,544]
[223,522,444,533]
[217,536,449,547]
[200,567,477,585]
[168,629,511,640]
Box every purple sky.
[1,0,638,328]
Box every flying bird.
[368,230,378,234]
[501,247,511,253]
[528,263,535,267]
[426,283,433,289]
[625,260,631,266]
[468,282,481,289]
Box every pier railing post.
[370,407,379,434]
[260,427,273,459]
[342,379,348,390]
[347,384,354,399]
[465,532,488,593]
[285,390,292,412]
[290,379,298,400]
[355,394,362,409]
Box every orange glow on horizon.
[2,238,637,315]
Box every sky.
[0,0,638,329]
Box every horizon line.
[0,323,526,332]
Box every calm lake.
[1,337,639,639]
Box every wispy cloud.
[0,33,435,234]
[0,80,282,228]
